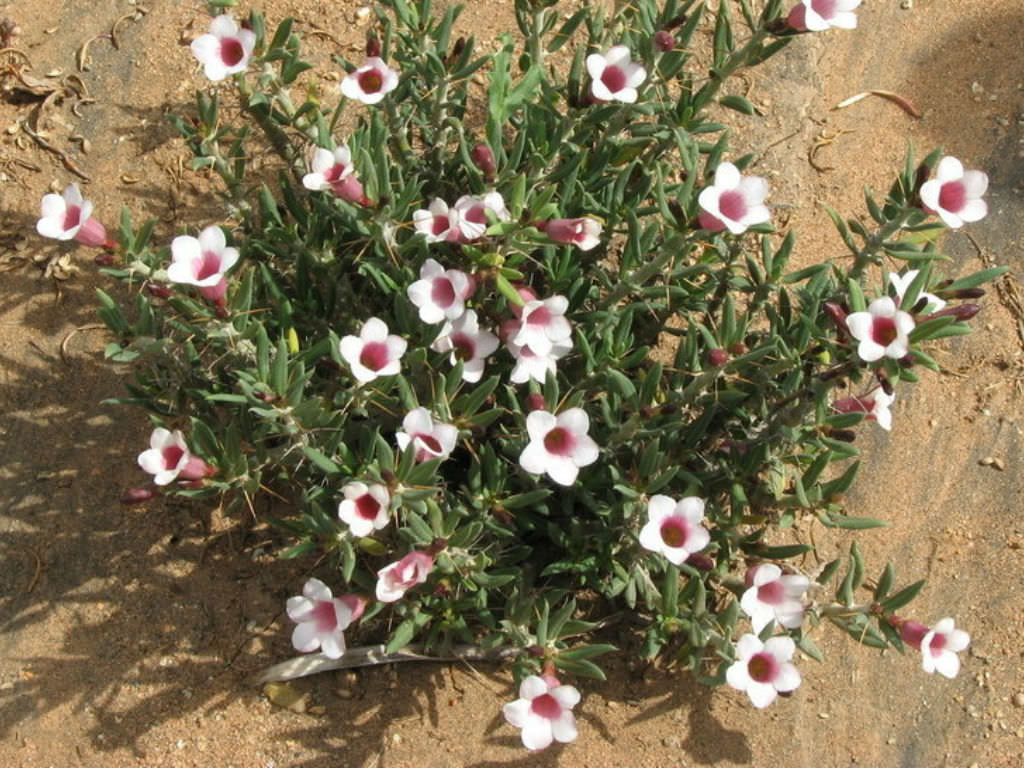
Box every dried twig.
[20,121,90,180]
[59,323,106,365]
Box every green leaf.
[386,618,417,654]
[880,579,926,612]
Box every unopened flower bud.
[728,342,748,356]
[471,143,496,179]
[178,456,216,480]
[828,428,857,443]
[120,487,157,505]
[526,392,546,412]
[426,537,449,556]
[953,287,985,300]
[687,553,715,572]
[706,348,729,367]
[147,283,172,299]
[875,370,894,396]
[654,30,675,52]
[928,303,982,322]
[365,33,382,59]
[823,301,849,336]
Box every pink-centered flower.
[339,317,407,383]
[502,674,580,751]
[586,46,646,104]
[505,325,573,384]
[542,218,603,251]
[431,310,499,383]
[286,577,365,659]
[845,297,916,362]
[832,388,896,431]
[375,551,434,603]
[512,295,572,358]
[638,495,711,566]
[137,428,213,486]
[340,57,399,105]
[302,146,364,204]
[36,183,108,247]
[919,156,989,229]
[698,162,771,235]
[740,564,810,634]
[407,258,475,324]
[190,14,256,82]
[395,407,459,463]
[726,634,802,709]
[167,225,240,304]
[412,199,462,244]
[888,270,946,313]
[338,481,390,537]
[919,618,970,679]
[452,192,511,242]
[786,0,862,32]
[519,409,599,486]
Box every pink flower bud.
[526,393,546,412]
[823,301,849,335]
[706,348,729,367]
[471,143,496,179]
[147,284,172,299]
[120,487,157,505]
[927,303,982,322]
[366,33,381,59]
[654,30,675,52]
[687,553,715,572]
[332,174,366,205]
[540,672,561,689]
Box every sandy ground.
[1,1,1023,766]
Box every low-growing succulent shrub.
[41,0,996,750]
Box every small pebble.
[663,736,682,749]
[1012,692,1024,707]
[900,0,912,8]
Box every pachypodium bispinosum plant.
[42,0,1002,751]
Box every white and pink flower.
[431,310,500,383]
[519,408,599,486]
[412,199,462,244]
[638,495,711,566]
[542,217,603,251]
[901,618,970,679]
[845,297,916,362]
[406,258,475,324]
[286,577,366,659]
[920,156,989,230]
[502,674,580,751]
[339,317,407,383]
[832,388,896,431]
[786,0,862,32]
[341,57,399,105]
[888,270,946,314]
[505,328,573,384]
[167,225,240,304]
[376,551,434,603]
[190,14,256,82]
[740,564,810,634]
[586,46,646,104]
[395,407,459,463]
[137,428,213,486]
[302,146,364,204]
[512,295,573,358]
[338,481,390,537]
[726,634,802,709]
[452,192,511,241]
[698,162,771,235]
[36,183,108,247]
